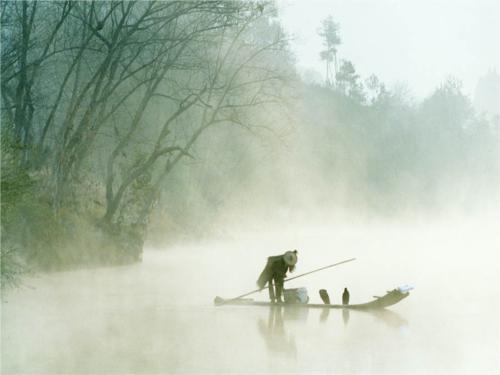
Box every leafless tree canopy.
[1,0,294,269]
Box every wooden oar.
[214,257,356,305]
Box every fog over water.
[1,1,499,374]
[3,217,499,374]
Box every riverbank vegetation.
[1,1,294,279]
[2,2,499,284]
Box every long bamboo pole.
[214,257,356,305]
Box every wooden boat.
[214,288,410,310]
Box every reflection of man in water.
[257,250,298,303]
[257,306,297,357]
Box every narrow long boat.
[214,287,411,310]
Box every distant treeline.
[296,78,500,214]
[150,76,500,242]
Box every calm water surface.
[2,220,499,374]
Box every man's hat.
[283,250,298,266]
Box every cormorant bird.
[342,287,350,305]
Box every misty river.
[2,218,499,374]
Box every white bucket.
[283,287,309,304]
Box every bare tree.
[1,1,294,265]
[101,3,294,226]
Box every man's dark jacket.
[257,255,289,288]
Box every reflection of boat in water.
[319,301,407,328]
[372,308,408,328]
[215,288,410,310]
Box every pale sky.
[277,0,500,98]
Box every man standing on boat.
[257,250,298,303]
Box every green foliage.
[1,133,32,285]
[1,246,25,289]
[0,128,142,275]
[335,60,365,103]
[318,16,341,56]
